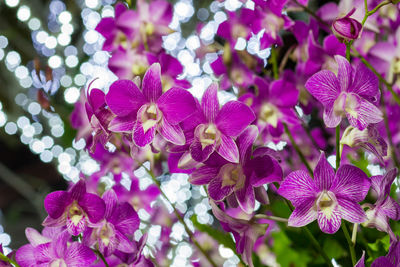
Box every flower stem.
[0,252,20,267]
[341,223,356,265]
[284,123,313,175]
[352,223,358,245]
[93,249,109,267]
[345,42,351,61]
[336,125,341,170]
[361,0,391,25]
[352,49,400,106]
[143,165,218,267]
[254,214,289,223]
[271,46,279,80]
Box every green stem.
[0,252,20,267]
[361,0,391,26]
[341,223,356,265]
[271,46,279,80]
[336,125,341,170]
[352,49,400,106]
[94,249,109,267]
[284,123,313,175]
[345,42,351,61]
[143,166,218,267]
[254,214,289,223]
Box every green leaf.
[323,239,346,259]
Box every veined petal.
[114,202,140,235]
[105,80,146,117]
[142,63,162,102]
[133,118,157,147]
[278,170,317,207]
[216,101,255,137]
[380,197,400,221]
[102,190,118,219]
[236,125,258,164]
[331,165,370,202]
[189,166,218,185]
[64,242,97,266]
[338,198,366,223]
[216,134,239,163]
[235,181,255,214]
[288,198,318,227]
[208,177,234,201]
[157,118,185,145]
[317,206,342,234]
[345,95,383,130]
[305,70,340,106]
[314,152,335,191]
[108,116,135,132]
[157,87,196,124]
[201,83,220,122]
[350,62,379,103]
[335,55,353,91]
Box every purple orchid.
[188,83,255,163]
[239,76,299,139]
[105,63,196,147]
[85,85,114,153]
[190,125,282,213]
[341,124,388,165]
[85,189,140,257]
[363,169,400,239]
[278,152,370,234]
[210,201,267,267]
[16,231,96,267]
[43,180,105,236]
[305,55,382,130]
[332,8,362,41]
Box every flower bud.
[332,8,362,41]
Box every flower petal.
[64,242,97,266]
[338,198,366,223]
[278,170,317,206]
[108,116,135,132]
[236,125,258,164]
[216,134,240,163]
[201,83,220,122]
[317,206,342,234]
[314,152,335,191]
[215,101,255,137]
[305,70,340,106]
[105,80,146,117]
[157,118,185,145]
[323,105,342,128]
[288,198,318,227]
[142,63,162,102]
[335,55,352,91]
[208,177,234,201]
[345,95,383,130]
[189,166,218,185]
[102,189,118,219]
[44,191,70,219]
[235,182,255,214]
[79,193,106,223]
[157,88,196,124]
[331,165,370,202]
[350,62,379,103]
[114,202,140,235]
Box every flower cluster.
[5,0,400,266]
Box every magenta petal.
[108,116,135,132]
[208,177,233,201]
[288,198,318,227]
[115,230,135,253]
[102,190,118,219]
[142,63,163,102]
[317,206,342,234]
[105,80,146,117]
[236,125,258,164]
[235,182,255,214]
[157,118,185,145]
[331,165,370,202]
[190,137,215,163]
[314,153,335,191]
[335,55,352,91]
[114,202,140,235]
[65,242,97,266]
[305,70,340,106]
[278,170,317,206]
[216,101,255,137]
[132,117,157,147]
[16,244,36,266]
[201,83,220,122]
[189,166,218,185]
[79,193,105,223]
[269,80,299,107]
[254,186,269,204]
[157,88,196,124]
[216,134,239,163]
[25,228,51,247]
[345,96,383,130]
[323,105,342,128]
[355,251,365,267]
[249,155,282,186]
[350,62,379,103]
[338,198,366,223]
[44,191,70,219]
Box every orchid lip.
[316,190,338,218]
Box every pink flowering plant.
[2,0,400,266]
